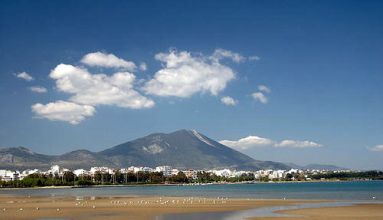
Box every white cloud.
[50,64,154,109]
[31,101,95,124]
[211,49,260,63]
[81,52,137,71]
[220,136,274,150]
[252,92,268,104]
[15,72,34,81]
[220,135,322,150]
[31,48,252,124]
[252,85,271,104]
[248,56,260,61]
[139,62,147,71]
[275,140,322,148]
[258,85,271,93]
[143,50,236,97]
[369,145,383,152]
[211,49,246,63]
[220,96,237,106]
[30,86,47,93]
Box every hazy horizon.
[1,1,382,170]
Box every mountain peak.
[165,129,216,147]
[169,129,194,135]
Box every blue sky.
[0,0,382,169]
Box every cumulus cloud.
[81,52,137,71]
[258,85,271,93]
[30,86,47,93]
[275,140,322,148]
[15,72,34,81]
[220,136,274,150]
[31,52,155,124]
[369,145,383,152]
[50,64,154,109]
[220,135,322,150]
[30,48,252,124]
[252,92,268,104]
[143,50,236,97]
[31,101,95,124]
[220,96,238,106]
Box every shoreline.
[1,179,382,190]
[265,203,383,220]
[0,195,382,220]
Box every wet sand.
[0,195,382,220]
[253,203,383,220]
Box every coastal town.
[2,164,381,187]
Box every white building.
[286,169,301,174]
[255,169,273,178]
[0,170,20,181]
[90,167,113,175]
[183,169,197,179]
[50,165,61,174]
[171,169,180,176]
[127,166,137,173]
[127,166,152,173]
[73,169,88,176]
[269,170,285,179]
[120,168,130,174]
[212,169,233,177]
[156,166,172,176]
[142,167,154,172]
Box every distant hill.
[286,162,347,171]
[52,150,116,169]
[0,129,290,170]
[0,147,53,170]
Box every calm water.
[1,181,382,201]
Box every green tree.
[63,171,75,183]
[168,171,188,183]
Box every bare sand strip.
[0,195,382,220]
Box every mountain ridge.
[285,162,347,171]
[0,129,317,171]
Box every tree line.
[1,170,382,188]
[0,170,189,188]
[0,171,256,188]
[308,171,383,180]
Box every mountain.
[286,162,347,171]
[302,164,347,171]
[0,147,54,170]
[0,129,289,170]
[100,129,289,170]
[52,150,116,169]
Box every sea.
[1,181,382,201]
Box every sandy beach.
[253,203,383,220]
[0,195,382,220]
